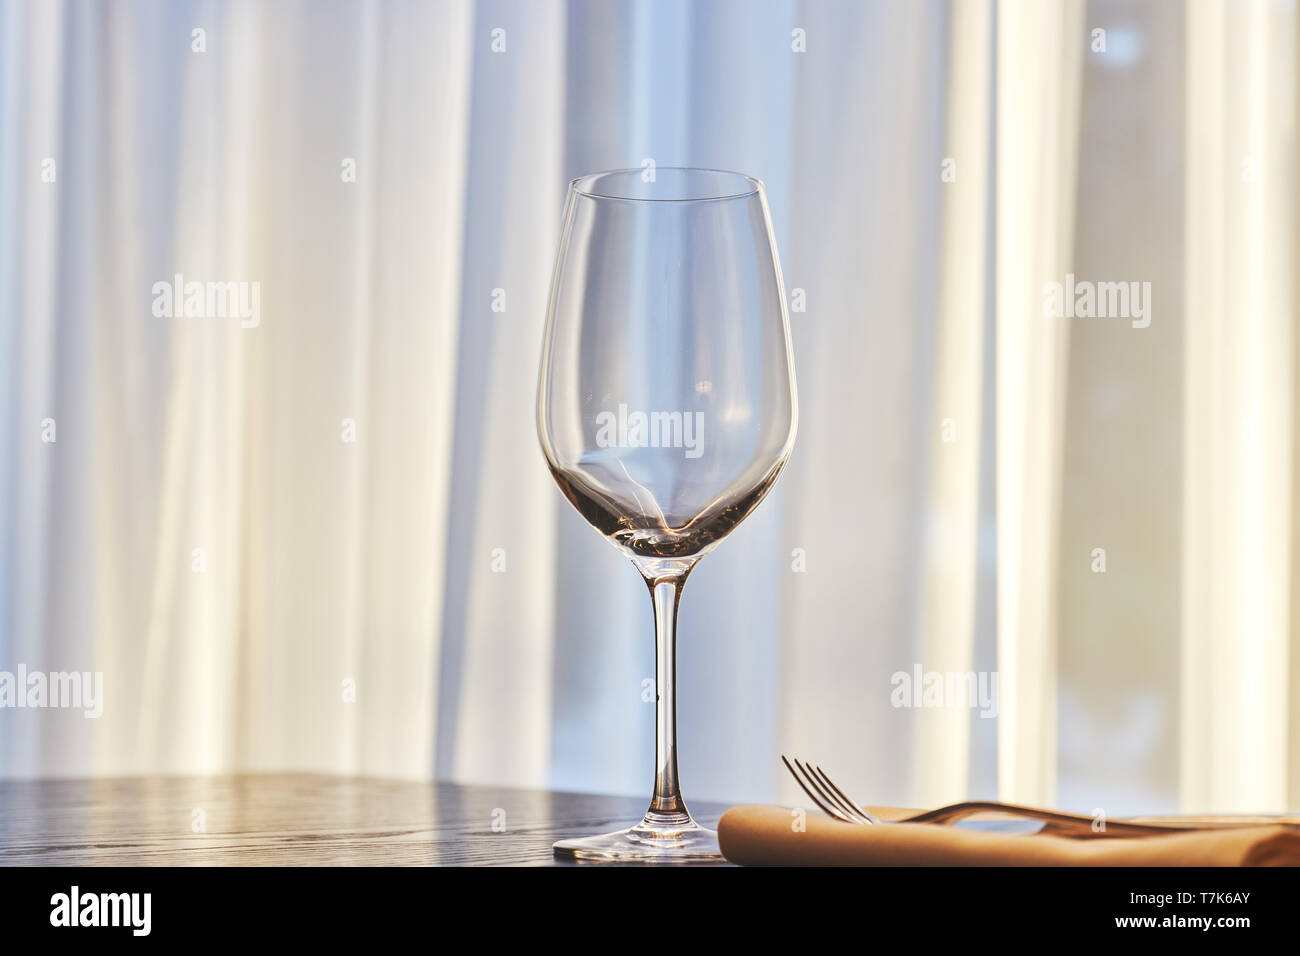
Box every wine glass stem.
[647,575,688,819]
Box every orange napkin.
[718,805,1300,866]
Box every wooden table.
[0,774,731,866]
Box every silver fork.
[781,756,1272,838]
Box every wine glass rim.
[568,166,764,203]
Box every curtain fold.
[439,0,564,788]
[1182,0,1295,813]
[1,0,78,774]
[774,0,952,811]
[913,0,992,808]
[995,0,1085,807]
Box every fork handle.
[904,801,1266,838]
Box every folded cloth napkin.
[718,805,1300,866]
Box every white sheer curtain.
[2,0,1297,816]
[1,0,475,778]
[995,0,1084,808]
[1182,0,1296,813]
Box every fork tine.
[781,755,853,823]
[781,755,847,821]
[810,764,879,825]
[799,759,874,824]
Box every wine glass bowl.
[537,167,797,861]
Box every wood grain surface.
[0,774,730,866]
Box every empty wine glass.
[537,167,797,862]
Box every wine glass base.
[553,814,723,864]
